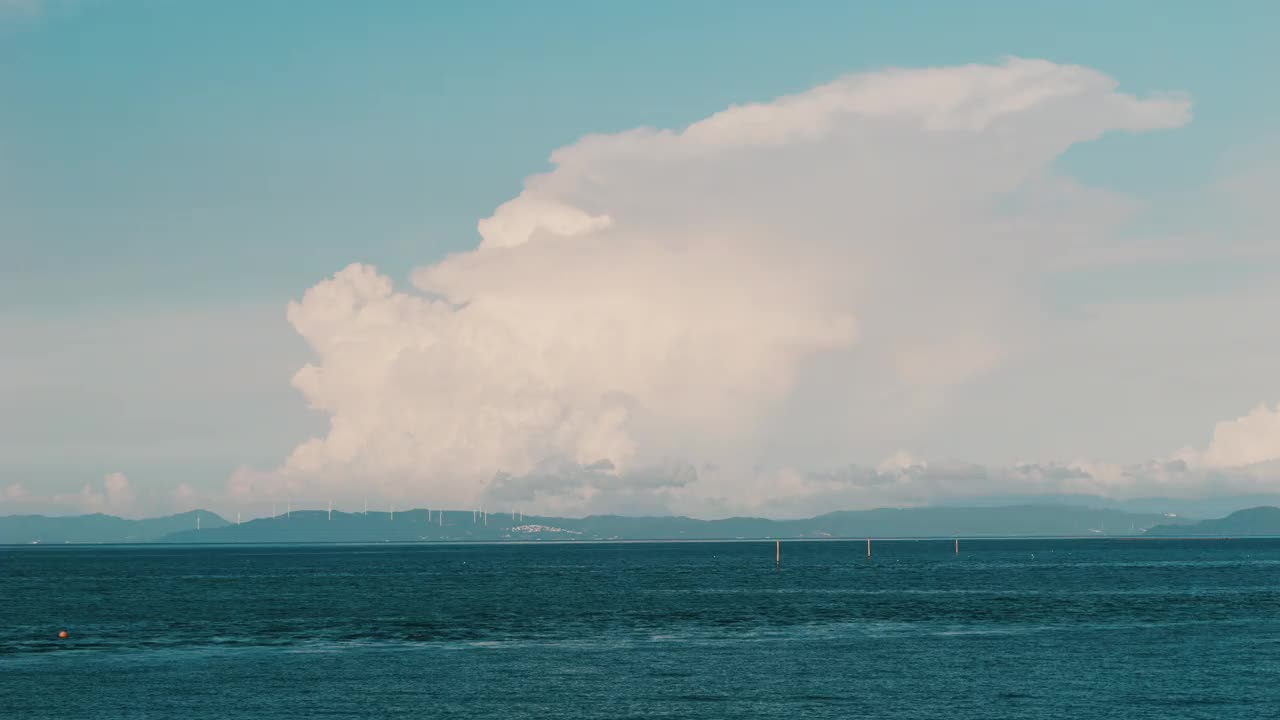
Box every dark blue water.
[2,539,1278,719]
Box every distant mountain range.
[1144,506,1280,537]
[0,510,227,545]
[0,504,1202,545]
[935,493,1280,520]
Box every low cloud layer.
[2,472,138,517]
[6,405,1280,518]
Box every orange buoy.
[58,630,68,639]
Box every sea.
[2,539,1278,719]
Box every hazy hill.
[0,510,226,545]
[153,505,1191,544]
[1144,506,1280,537]
[1,505,1206,545]
[936,493,1280,519]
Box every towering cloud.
[259,58,1192,515]
[1178,403,1280,469]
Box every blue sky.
[6,0,1277,307]
[3,1,1280,517]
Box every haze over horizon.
[4,2,1279,520]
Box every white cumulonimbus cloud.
[1176,402,1280,470]
[237,58,1201,516]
